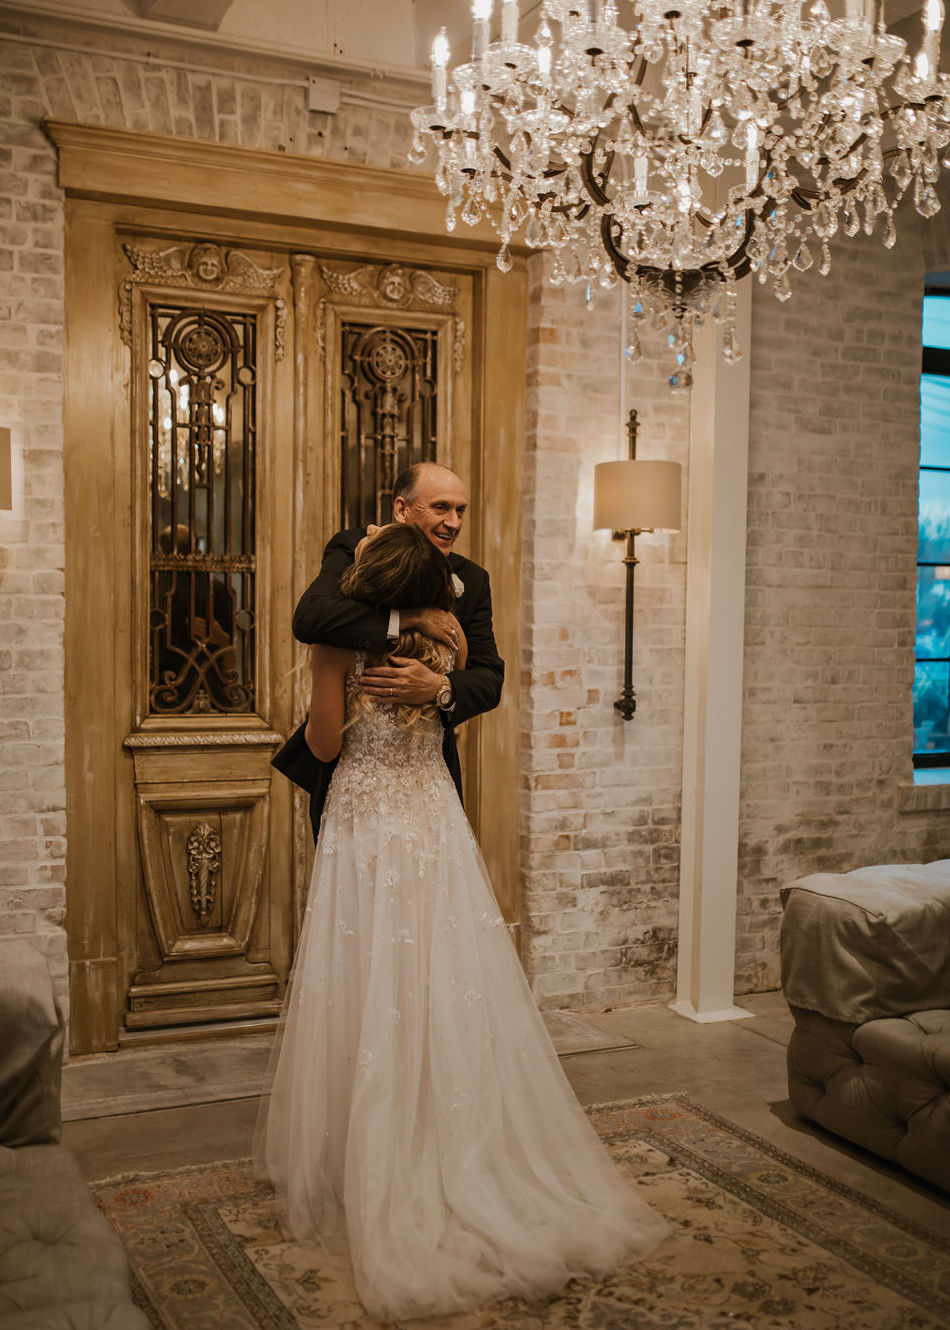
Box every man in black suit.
[272,462,505,844]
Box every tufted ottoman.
[780,860,950,1193]
[0,942,149,1330]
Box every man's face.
[393,467,467,555]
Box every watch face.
[437,687,453,707]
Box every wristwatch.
[436,675,455,712]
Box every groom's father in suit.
[272,462,505,843]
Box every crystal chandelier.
[410,0,950,388]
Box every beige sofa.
[0,943,149,1330]
[781,860,950,1193]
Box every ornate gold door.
[117,236,293,1036]
[64,213,493,1051]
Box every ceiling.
[0,0,939,80]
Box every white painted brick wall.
[521,255,689,1010]
[0,27,69,1011]
[738,205,950,992]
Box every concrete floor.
[63,991,950,1239]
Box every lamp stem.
[615,529,639,720]
[626,408,638,461]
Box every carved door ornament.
[119,240,287,358]
[316,262,465,375]
[187,821,221,925]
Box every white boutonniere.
[451,573,465,597]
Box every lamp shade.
[593,459,682,534]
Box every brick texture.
[737,206,950,992]
[521,256,689,1009]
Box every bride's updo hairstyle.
[340,523,455,731]
[340,522,455,612]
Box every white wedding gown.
[257,655,669,1321]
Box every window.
[915,291,950,765]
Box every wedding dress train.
[257,656,669,1321]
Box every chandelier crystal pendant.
[410,0,950,388]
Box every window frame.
[914,288,950,768]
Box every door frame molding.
[48,121,526,1053]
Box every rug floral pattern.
[93,1095,950,1330]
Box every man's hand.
[400,608,463,652]
[360,656,443,705]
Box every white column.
[671,279,754,1023]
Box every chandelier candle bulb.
[919,0,944,85]
[745,124,759,193]
[472,0,492,60]
[411,0,950,388]
[430,29,449,112]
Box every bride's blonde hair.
[348,629,450,732]
[340,524,455,732]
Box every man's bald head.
[392,463,467,555]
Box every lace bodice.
[325,654,452,820]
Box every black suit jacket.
[271,528,505,830]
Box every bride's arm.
[305,645,355,762]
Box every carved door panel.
[117,236,295,1035]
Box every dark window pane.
[339,322,439,529]
[148,305,256,716]
[923,294,950,350]
[919,468,950,564]
[916,566,950,660]
[920,375,950,468]
[914,659,950,754]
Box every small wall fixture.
[593,412,682,720]
[0,427,11,512]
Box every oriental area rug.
[92,1095,950,1330]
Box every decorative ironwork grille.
[147,304,256,715]
[340,322,438,528]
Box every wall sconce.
[593,411,682,720]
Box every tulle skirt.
[255,761,669,1321]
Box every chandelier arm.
[880,98,932,120]
[790,165,868,211]
[600,213,631,281]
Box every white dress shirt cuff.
[387,608,400,640]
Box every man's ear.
[392,496,409,523]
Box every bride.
[257,522,669,1321]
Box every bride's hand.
[360,657,443,705]
[400,608,463,653]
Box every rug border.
[596,1095,950,1321]
[588,1093,950,1254]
